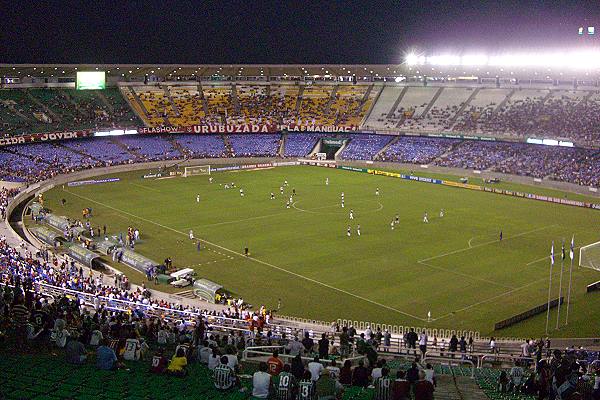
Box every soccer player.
[189,230,194,240]
[284,180,288,187]
[289,195,293,204]
[196,194,200,203]
[325,177,329,186]
[376,188,380,196]
[292,188,296,196]
[209,177,213,183]
[341,199,345,208]
[440,209,444,218]
[341,192,344,200]
[357,225,361,236]
[270,192,275,200]
[347,226,351,237]
[349,209,354,220]
[280,186,284,195]
[374,368,392,400]
[240,188,244,197]
[197,241,201,252]
[500,230,503,241]
[395,214,399,225]
[390,220,395,230]
[286,201,290,209]
[423,212,429,223]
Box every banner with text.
[0,130,92,147]
[137,124,358,135]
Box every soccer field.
[42,165,600,337]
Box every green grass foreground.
[41,165,600,337]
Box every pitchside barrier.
[494,297,564,330]
[242,345,365,366]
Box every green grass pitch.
[41,165,600,337]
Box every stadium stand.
[339,134,393,161]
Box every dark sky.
[1,0,600,64]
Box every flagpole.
[555,240,565,330]
[565,236,574,326]
[545,241,554,335]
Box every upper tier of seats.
[0,88,141,136]
[3,85,600,145]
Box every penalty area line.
[419,225,557,263]
[63,189,427,322]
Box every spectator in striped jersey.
[213,355,239,391]
[373,367,393,400]
[10,294,29,348]
[297,370,315,400]
[275,364,296,400]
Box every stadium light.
[405,51,600,69]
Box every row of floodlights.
[406,52,600,69]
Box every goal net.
[183,165,211,177]
[579,241,600,271]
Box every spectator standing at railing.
[419,331,428,358]
[302,331,314,354]
[406,328,417,356]
[318,333,330,360]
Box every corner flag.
[569,236,574,260]
[551,242,555,265]
[562,241,566,261]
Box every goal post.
[579,241,600,271]
[183,165,211,177]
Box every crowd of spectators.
[0,133,598,187]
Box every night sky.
[1,0,599,64]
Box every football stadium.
[2,3,600,400]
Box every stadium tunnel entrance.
[319,138,347,159]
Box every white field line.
[418,225,557,263]
[195,202,340,229]
[467,237,476,248]
[431,274,556,322]
[292,201,384,215]
[64,189,427,322]
[418,260,512,289]
[130,182,160,192]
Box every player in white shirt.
[341,192,344,200]
[270,192,275,200]
[325,177,329,185]
[289,195,293,204]
[341,199,345,208]
[280,186,284,195]
[376,188,380,196]
[349,209,354,220]
[357,225,361,236]
[189,230,194,240]
[284,180,288,186]
[390,219,395,230]
[347,226,351,237]
[286,201,290,209]
[209,177,213,183]
[240,188,244,197]
[395,214,399,225]
[196,194,200,203]
[423,212,429,223]
[440,209,444,217]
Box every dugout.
[68,244,104,270]
[43,213,71,231]
[193,279,223,303]
[95,239,119,256]
[117,248,159,275]
[29,226,63,248]
[28,202,44,217]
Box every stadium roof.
[1,64,600,81]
